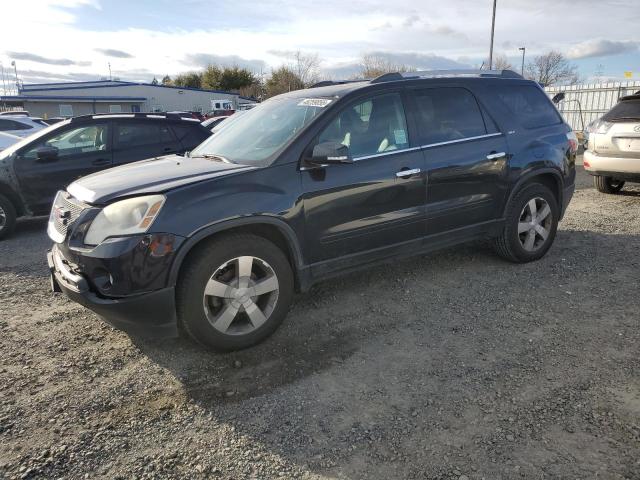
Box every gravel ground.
[1,161,639,480]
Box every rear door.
[408,86,510,236]
[301,91,426,265]
[14,121,112,213]
[112,119,179,166]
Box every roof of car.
[68,112,204,124]
[282,69,526,100]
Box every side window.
[114,121,171,148]
[317,93,409,158]
[171,124,209,149]
[413,88,487,145]
[493,85,561,129]
[0,119,32,131]
[24,124,110,158]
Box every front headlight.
[84,194,165,246]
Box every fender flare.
[503,167,564,216]
[167,216,305,286]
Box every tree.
[201,65,222,90]
[492,54,513,71]
[218,66,256,91]
[359,54,415,79]
[524,51,579,86]
[173,72,202,89]
[150,77,159,85]
[265,66,304,98]
[290,51,321,86]
[161,75,172,85]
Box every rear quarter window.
[492,85,562,129]
[171,123,210,149]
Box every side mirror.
[308,141,352,166]
[36,145,59,162]
[552,92,565,104]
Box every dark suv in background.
[48,70,577,351]
[0,113,211,238]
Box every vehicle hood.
[67,154,256,204]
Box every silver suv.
[584,92,640,193]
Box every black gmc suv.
[47,70,577,351]
[0,113,211,238]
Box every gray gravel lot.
[1,162,639,479]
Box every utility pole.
[108,62,112,81]
[0,62,7,96]
[11,61,19,93]
[519,47,526,76]
[488,0,497,70]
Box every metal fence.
[545,81,640,131]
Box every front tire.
[493,183,559,263]
[0,194,17,240]
[176,234,294,351]
[593,175,624,194]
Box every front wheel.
[593,175,625,194]
[176,234,294,351]
[0,194,17,240]
[493,183,559,263]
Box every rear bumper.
[584,150,640,175]
[48,246,178,338]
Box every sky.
[0,0,639,93]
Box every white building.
[0,80,256,119]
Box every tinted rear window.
[413,87,488,144]
[171,124,210,149]
[493,85,561,129]
[602,98,640,121]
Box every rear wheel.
[176,234,294,351]
[493,183,559,263]
[593,175,625,194]
[0,194,17,240]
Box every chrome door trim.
[420,132,503,150]
[352,146,423,162]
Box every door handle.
[396,168,421,178]
[486,151,506,161]
[92,158,111,167]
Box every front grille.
[49,191,86,242]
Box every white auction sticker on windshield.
[298,98,332,107]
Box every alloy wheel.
[518,197,553,252]
[203,256,280,335]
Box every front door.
[14,121,112,214]
[408,86,510,236]
[301,92,426,266]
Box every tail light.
[566,131,578,153]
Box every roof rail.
[70,112,195,123]
[370,69,523,83]
[309,79,367,88]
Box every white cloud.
[567,39,639,59]
[1,0,639,87]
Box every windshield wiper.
[190,153,232,163]
[609,116,640,121]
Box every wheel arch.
[0,181,25,216]
[168,216,306,290]
[504,168,563,216]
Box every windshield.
[603,98,640,121]
[0,120,69,160]
[190,96,332,165]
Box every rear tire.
[0,194,17,240]
[493,183,559,263]
[176,234,294,351]
[593,175,624,194]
